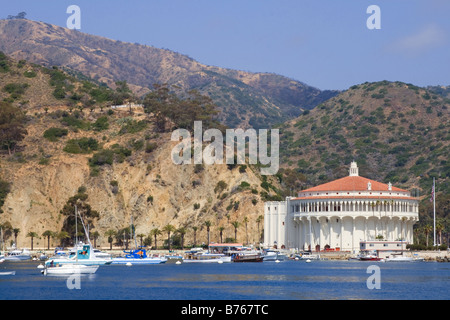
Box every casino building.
[264,162,419,253]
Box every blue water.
[0,260,449,300]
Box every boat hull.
[45,258,112,266]
[43,264,99,275]
[232,255,263,262]
[4,255,31,261]
[111,258,166,264]
[183,256,232,263]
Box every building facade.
[264,162,419,253]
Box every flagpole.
[433,177,436,247]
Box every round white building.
[264,162,419,253]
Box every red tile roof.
[300,176,407,193]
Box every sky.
[1,0,450,90]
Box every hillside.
[278,81,449,211]
[0,55,282,248]
[0,18,338,129]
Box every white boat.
[0,271,15,275]
[45,244,112,266]
[263,249,287,261]
[296,251,321,261]
[42,264,99,275]
[385,254,417,262]
[183,250,232,263]
[4,248,32,261]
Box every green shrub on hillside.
[43,127,68,142]
[63,137,99,154]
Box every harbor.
[1,256,449,300]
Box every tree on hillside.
[59,187,99,244]
[142,83,223,132]
[0,102,27,155]
[112,80,133,105]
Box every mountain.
[0,54,281,247]
[0,18,338,129]
[277,80,449,213]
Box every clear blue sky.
[2,1,449,90]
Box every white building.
[264,162,419,253]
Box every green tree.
[56,231,70,248]
[26,231,38,250]
[204,220,212,247]
[231,221,240,242]
[256,215,264,243]
[13,228,20,247]
[218,226,225,243]
[105,229,117,250]
[59,187,99,243]
[42,230,55,250]
[243,217,249,245]
[191,226,198,247]
[176,227,187,250]
[0,102,27,155]
[162,224,176,250]
[150,228,162,250]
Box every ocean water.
[0,260,449,301]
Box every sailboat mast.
[75,205,78,246]
[433,177,436,247]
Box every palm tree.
[204,221,212,247]
[150,228,162,250]
[42,230,54,250]
[436,220,444,246]
[104,229,116,250]
[177,227,187,250]
[256,215,263,243]
[26,232,38,250]
[13,228,20,247]
[243,217,249,244]
[218,226,225,243]
[162,224,176,251]
[57,231,70,248]
[192,226,198,247]
[424,225,432,247]
[137,233,146,247]
[231,221,240,242]
[91,231,100,248]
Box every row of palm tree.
[104,214,265,251]
[0,214,265,251]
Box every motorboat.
[111,248,167,265]
[4,248,32,261]
[295,251,321,261]
[93,248,112,259]
[262,249,287,261]
[231,250,263,262]
[385,253,422,262]
[42,263,99,275]
[359,251,383,261]
[45,244,112,266]
[0,271,15,275]
[183,249,232,263]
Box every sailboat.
[111,216,166,265]
[44,206,111,267]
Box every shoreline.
[6,247,450,262]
